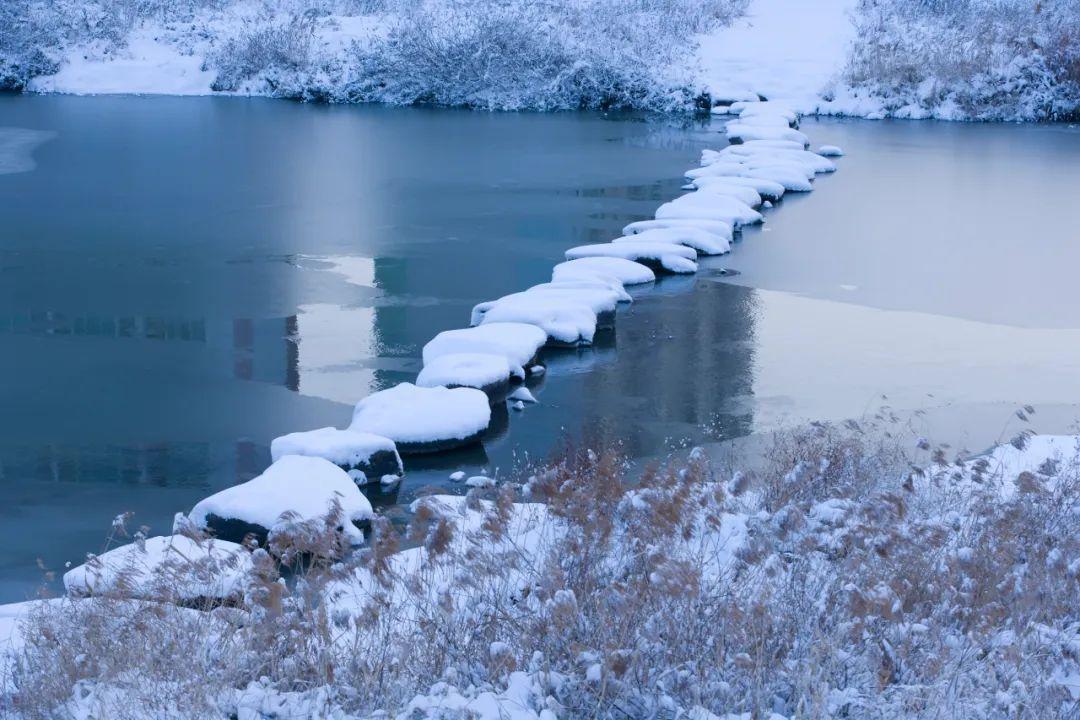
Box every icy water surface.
[2,96,1079,601]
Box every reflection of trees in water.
[0,439,265,489]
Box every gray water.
[2,95,1079,602]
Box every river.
[1,95,1079,601]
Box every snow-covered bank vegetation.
[0,0,749,110]
[841,0,1080,120]
[2,425,1078,719]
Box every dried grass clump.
[2,421,1078,719]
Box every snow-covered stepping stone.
[732,113,798,129]
[423,323,548,379]
[614,227,730,256]
[623,218,734,241]
[655,194,763,226]
[475,294,599,346]
[682,179,760,208]
[718,146,836,174]
[64,535,252,603]
[190,455,375,546]
[686,163,813,193]
[729,139,806,152]
[417,352,512,399]
[685,181,762,208]
[532,278,631,303]
[271,427,404,484]
[740,165,814,192]
[552,257,656,286]
[350,383,491,454]
[472,284,623,335]
[690,175,786,203]
[732,103,798,125]
[725,123,809,148]
[565,242,698,274]
[818,145,844,157]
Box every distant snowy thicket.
[0,0,750,110]
[843,0,1080,120]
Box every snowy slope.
[696,0,855,113]
[28,29,216,96]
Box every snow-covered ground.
[27,29,216,96]
[695,0,855,113]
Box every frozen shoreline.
[9,0,1076,121]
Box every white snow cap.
[190,455,375,544]
[655,193,763,226]
[686,180,762,207]
[476,294,599,345]
[818,145,845,157]
[552,257,656,286]
[530,278,631,302]
[726,122,809,147]
[423,323,548,379]
[614,227,730,256]
[271,427,400,470]
[690,175,786,202]
[63,535,252,602]
[417,352,511,391]
[715,145,836,174]
[350,383,491,446]
[564,242,698,274]
[687,162,814,193]
[623,218,734,241]
[470,285,624,342]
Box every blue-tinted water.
[2,95,1079,601]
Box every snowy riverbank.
[2,428,1078,718]
[4,0,1078,119]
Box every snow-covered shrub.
[209,12,316,92]
[0,0,224,89]
[346,0,749,110]
[4,421,1077,718]
[844,0,1080,120]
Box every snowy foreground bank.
[4,0,1078,119]
[2,428,1078,718]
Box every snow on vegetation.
[63,535,252,603]
[0,0,751,111]
[4,426,1078,718]
[840,0,1080,121]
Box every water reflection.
[3,95,1078,604]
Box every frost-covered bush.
[1,0,748,109]
[209,13,316,92]
[0,0,224,89]
[347,0,749,110]
[3,420,1078,719]
[844,0,1080,120]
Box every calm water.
[2,96,1079,601]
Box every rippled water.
[1,95,1078,601]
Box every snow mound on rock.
[350,383,491,452]
[423,323,548,379]
[63,535,252,602]
[552,257,656,286]
[190,455,374,545]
